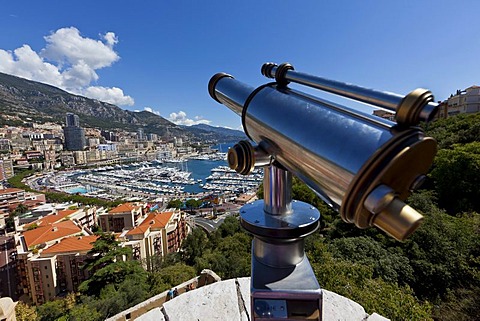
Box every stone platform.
[135,277,389,321]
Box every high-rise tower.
[63,113,86,151]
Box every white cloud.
[84,86,134,106]
[168,111,211,126]
[41,27,119,69]
[0,45,63,87]
[144,107,161,116]
[0,27,133,106]
[103,32,118,48]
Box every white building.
[437,85,480,118]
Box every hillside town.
[0,107,256,310]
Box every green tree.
[308,238,432,321]
[15,301,37,321]
[329,236,414,285]
[78,233,144,297]
[149,263,196,295]
[180,227,208,265]
[430,142,480,214]
[68,303,102,321]
[403,208,480,301]
[12,203,29,215]
[167,199,183,209]
[185,198,202,211]
[195,233,251,279]
[213,215,243,239]
[425,113,480,149]
[37,299,66,321]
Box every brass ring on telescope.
[395,88,434,126]
[227,140,255,175]
[341,129,437,240]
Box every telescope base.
[251,254,322,320]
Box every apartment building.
[41,235,98,294]
[25,207,97,231]
[13,203,189,304]
[163,210,188,254]
[436,85,480,119]
[21,220,83,250]
[16,235,98,305]
[98,203,146,233]
[17,203,74,226]
[14,206,98,303]
[26,256,57,304]
[124,212,166,262]
[0,187,24,205]
[123,209,189,269]
[13,202,108,304]
[0,159,14,181]
[0,189,45,230]
[0,189,26,226]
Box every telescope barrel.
[262,63,438,124]
[209,65,437,241]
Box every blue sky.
[0,1,478,129]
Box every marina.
[33,154,263,201]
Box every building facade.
[0,159,14,182]
[16,235,98,305]
[98,203,146,233]
[123,209,189,269]
[13,203,188,305]
[436,85,480,119]
[63,113,86,151]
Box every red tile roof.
[34,209,79,226]
[155,211,175,227]
[0,188,24,195]
[41,235,98,255]
[109,203,140,214]
[23,220,82,248]
[126,211,174,236]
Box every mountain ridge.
[0,72,245,142]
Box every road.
[0,235,16,299]
[194,217,225,233]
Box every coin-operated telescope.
[208,63,438,320]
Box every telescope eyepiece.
[261,62,277,78]
[227,140,254,175]
[261,62,294,87]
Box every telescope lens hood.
[208,73,233,103]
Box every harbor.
[29,154,263,202]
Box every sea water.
[169,159,226,194]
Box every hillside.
[182,124,246,142]
[0,72,245,141]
